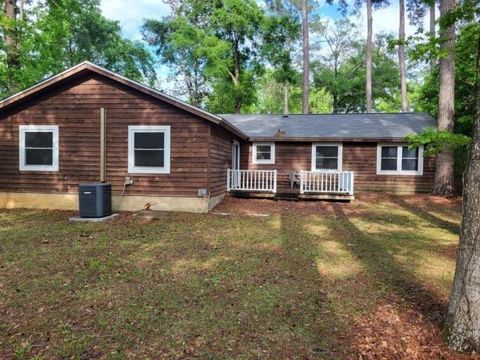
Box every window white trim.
[128,125,171,174]
[252,142,275,164]
[19,125,59,172]
[311,143,343,171]
[376,143,424,176]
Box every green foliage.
[247,69,332,114]
[414,21,479,134]
[144,0,301,113]
[143,17,209,105]
[407,128,471,157]
[13,342,31,360]
[261,12,300,86]
[0,0,155,98]
[312,20,401,113]
[207,70,258,113]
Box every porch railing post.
[273,170,277,193]
[350,172,354,195]
[227,168,231,191]
[300,170,304,194]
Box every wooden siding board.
[242,142,434,193]
[208,125,238,197]
[0,74,210,197]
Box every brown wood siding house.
[0,62,436,213]
[241,142,435,194]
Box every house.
[0,62,436,213]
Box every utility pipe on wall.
[100,108,107,183]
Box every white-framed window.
[376,144,424,175]
[128,125,171,174]
[311,143,343,171]
[19,125,59,172]
[252,142,275,164]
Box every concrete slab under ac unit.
[68,213,119,222]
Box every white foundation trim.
[0,192,225,213]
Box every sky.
[99,0,430,91]
[99,0,428,42]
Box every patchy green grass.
[0,194,464,359]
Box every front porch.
[227,169,355,201]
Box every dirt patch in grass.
[0,194,470,359]
[216,192,462,218]
[350,292,477,360]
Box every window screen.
[255,145,272,160]
[381,146,398,171]
[315,146,339,170]
[402,146,419,171]
[25,131,54,166]
[134,132,165,167]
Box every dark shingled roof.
[220,113,436,141]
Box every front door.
[231,141,240,188]
[232,141,240,170]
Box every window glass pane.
[316,157,338,170]
[402,146,418,158]
[381,159,397,171]
[256,152,271,160]
[256,145,271,160]
[134,150,164,167]
[26,148,53,165]
[316,146,338,157]
[256,145,271,154]
[381,146,397,158]
[402,159,418,171]
[25,132,52,148]
[134,132,164,149]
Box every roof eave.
[0,61,249,140]
[248,136,413,142]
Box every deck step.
[274,193,300,201]
[228,192,354,202]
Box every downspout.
[100,108,107,183]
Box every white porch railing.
[227,169,277,193]
[299,170,354,195]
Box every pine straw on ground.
[219,193,473,360]
[0,193,476,359]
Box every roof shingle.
[220,113,436,140]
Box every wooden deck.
[227,169,355,202]
[228,190,354,202]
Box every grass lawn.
[0,193,471,359]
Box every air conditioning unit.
[78,183,112,218]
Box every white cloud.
[100,0,170,41]
[352,1,434,39]
[315,0,434,39]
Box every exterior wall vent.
[78,183,112,218]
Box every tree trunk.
[283,85,289,115]
[445,35,480,351]
[398,0,408,112]
[4,0,19,92]
[333,94,338,114]
[18,0,24,20]
[430,2,436,71]
[432,0,456,196]
[231,39,242,114]
[302,0,309,114]
[366,0,373,113]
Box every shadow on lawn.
[388,195,460,236]
[96,214,348,359]
[333,205,448,328]
[0,204,460,359]
[277,214,349,359]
